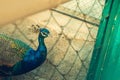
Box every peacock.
[0,28,50,80]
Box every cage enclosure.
[0,0,105,80]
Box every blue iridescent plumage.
[0,28,50,78]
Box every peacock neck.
[36,34,45,51]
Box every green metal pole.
[87,0,120,80]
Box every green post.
[87,0,120,80]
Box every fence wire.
[0,0,105,80]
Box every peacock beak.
[48,33,51,37]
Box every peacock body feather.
[0,34,31,66]
[0,28,50,77]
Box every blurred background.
[0,0,105,80]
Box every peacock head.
[39,28,50,38]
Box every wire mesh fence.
[0,0,105,80]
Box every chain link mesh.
[0,0,105,80]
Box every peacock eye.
[41,32,47,37]
[42,32,46,35]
